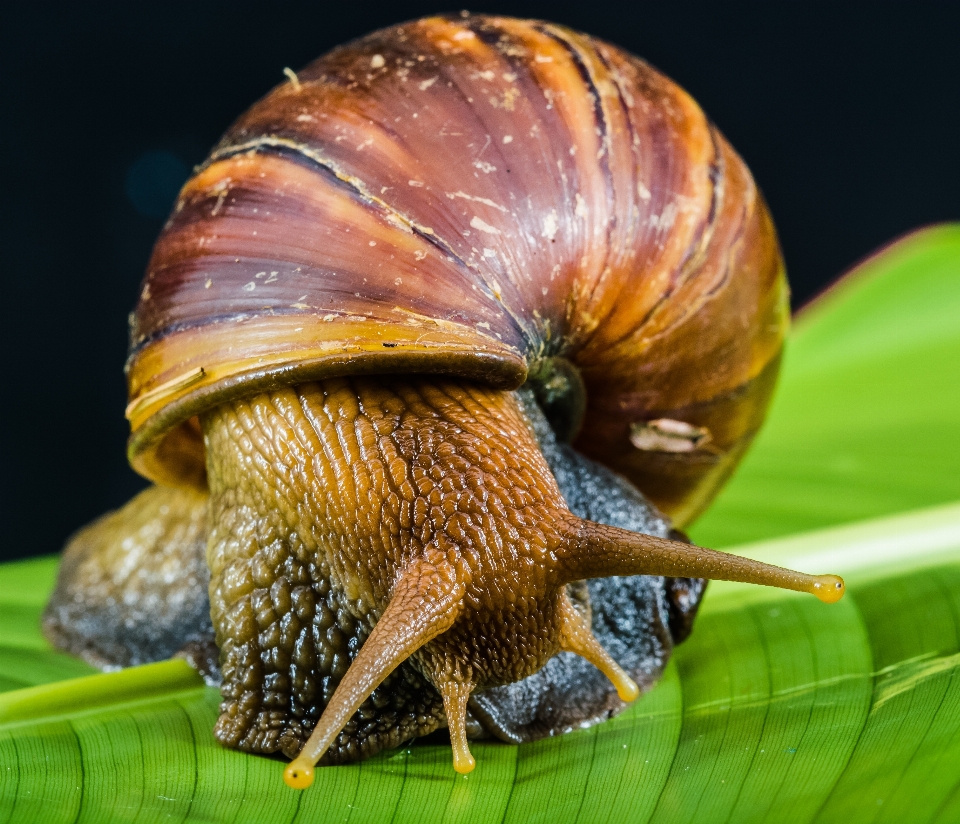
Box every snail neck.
[201,375,570,596]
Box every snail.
[42,13,845,788]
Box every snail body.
[43,15,843,784]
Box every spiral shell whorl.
[126,14,786,523]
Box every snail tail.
[283,552,464,789]
[558,516,845,604]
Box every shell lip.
[127,319,527,488]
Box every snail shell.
[125,13,787,528]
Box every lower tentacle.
[556,593,640,702]
[438,677,476,774]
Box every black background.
[1,1,958,563]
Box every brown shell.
[126,14,787,526]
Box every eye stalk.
[556,516,846,604]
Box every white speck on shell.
[542,210,559,241]
[575,194,588,219]
[446,191,508,212]
[470,216,501,235]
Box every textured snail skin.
[203,378,580,760]
[42,15,845,781]
[45,387,704,761]
[44,375,842,775]
[198,375,840,781]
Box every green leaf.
[2,224,959,823]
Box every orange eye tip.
[284,759,315,790]
[611,672,641,702]
[812,574,845,604]
[453,752,477,774]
